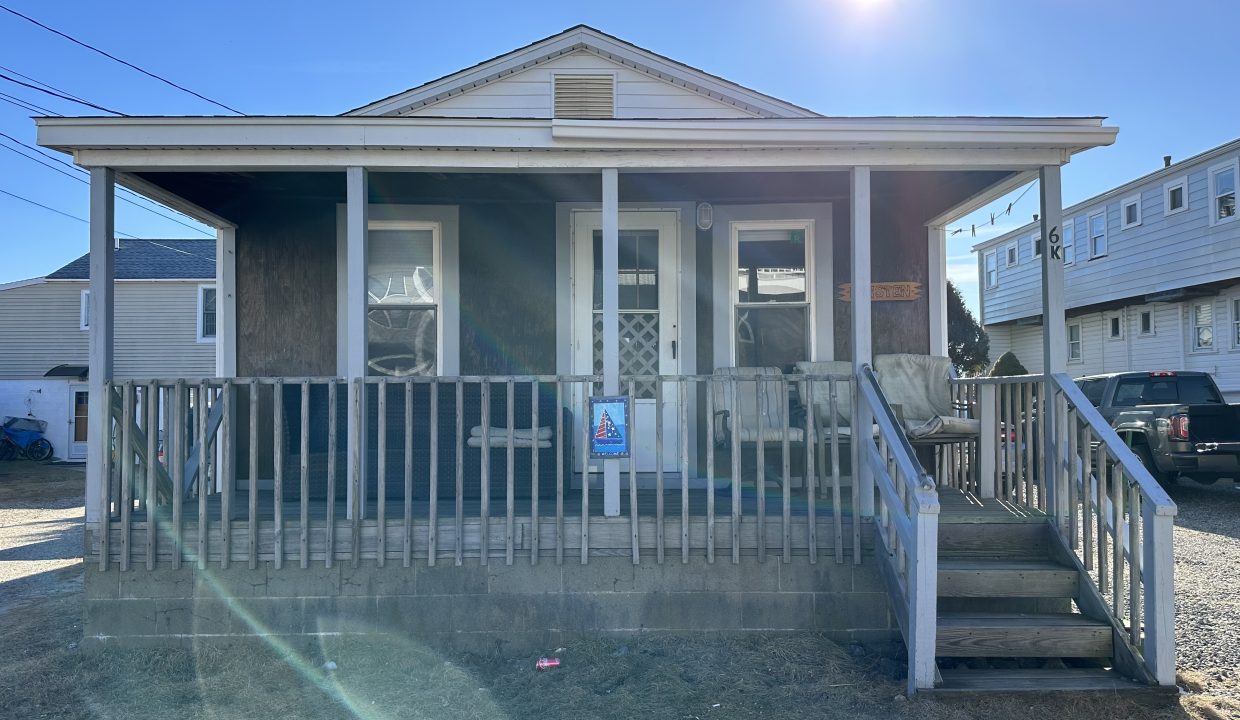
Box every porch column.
[927,225,948,357]
[601,168,621,517]
[86,167,115,525]
[345,167,369,520]
[850,167,875,518]
[215,226,237,378]
[1039,164,1066,522]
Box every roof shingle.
[46,239,215,280]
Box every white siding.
[978,144,1240,325]
[402,51,759,120]
[988,284,1240,402]
[0,280,215,380]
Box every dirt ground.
[0,462,1236,720]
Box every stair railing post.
[1142,502,1176,685]
[978,383,997,499]
[908,484,940,694]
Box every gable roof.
[46,239,216,280]
[346,25,819,119]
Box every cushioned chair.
[872,354,979,443]
[710,367,804,446]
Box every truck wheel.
[1134,445,1176,487]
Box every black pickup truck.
[1075,371,1240,485]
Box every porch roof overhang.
[36,115,1117,173]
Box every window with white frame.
[1088,211,1107,258]
[1107,313,1123,340]
[1005,242,1018,267]
[1067,322,1082,362]
[79,289,89,330]
[1121,194,1142,229]
[1210,161,1237,224]
[1140,310,1154,335]
[984,250,998,289]
[196,285,217,342]
[367,222,440,376]
[1030,231,1041,259]
[1164,176,1188,216]
[1232,298,1240,348]
[733,222,813,369]
[1192,302,1214,351]
[1062,218,1075,265]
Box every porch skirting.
[81,551,896,652]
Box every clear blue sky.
[2,0,1237,318]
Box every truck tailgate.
[1188,405,1240,444]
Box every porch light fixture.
[696,202,713,230]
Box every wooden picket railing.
[947,374,1047,508]
[95,372,861,570]
[856,365,939,695]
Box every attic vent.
[553,74,615,119]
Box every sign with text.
[836,281,923,302]
[588,395,631,459]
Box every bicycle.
[0,416,54,462]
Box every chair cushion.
[906,415,980,440]
[735,427,805,443]
[469,426,552,441]
[466,436,552,449]
[873,354,954,424]
[794,360,853,427]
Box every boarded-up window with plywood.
[553,74,615,119]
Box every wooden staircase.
[929,521,1146,693]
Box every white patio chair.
[872,353,979,443]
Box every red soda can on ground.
[536,657,561,670]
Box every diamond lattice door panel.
[594,312,659,397]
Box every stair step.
[938,522,1049,560]
[938,559,1078,598]
[936,612,1113,658]
[932,668,1146,693]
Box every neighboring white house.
[0,239,217,460]
[975,137,1240,401]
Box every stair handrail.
[1049,372,1176,686]
[857,364,939,695]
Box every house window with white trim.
[984,250,997,289]
[1067,322,1082,362]
[196,286,217,342]
[1140,310,1154,336]
[1004,242,1017,267]
[1120,194,1141,229]
[1192,302,1214,351]
[1210,162,1237,224]
[1088,211,1107,259]
[733,222,812,369]
[1030,231,1041,260]
[1108,313,1123,340]
[79,289,89,330]
[1164,177,1188,216]
[1232,298,1240,348]
[367,223,439,376]
[1062,219,1075,266]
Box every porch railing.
[856,365,939,695]
[96,373,861,570]
[948,374,1048,506]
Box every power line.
[0,71,123,115]
[0,63,93,108]
[0,186,138,238]
[0,90,58,115]
[0,3,244,116]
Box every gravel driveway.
[1167,479,1240,691]
[0,462,84,614]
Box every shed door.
[571,210,680,474]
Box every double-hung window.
[196,285,217,342]
[1067,323,1082,362]
[1120,194,1142,229]
[1233,298,1240,348]
[1140,310,1154,336]
[1088,211,1107,259]
[1164,176,1188,216]
[1108,314,1123,340]
[1030,231,1042,260]
[1192,302,1214,351]
[1005,242,1018,267]
[1210,161,1237,224]
[732,221,813,369]
[1062,218,1075,265]
[79,289,90,330]
[366,222,440,376]
[984,250,998,289]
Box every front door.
[572,210,680,474]
[69,386,88,460]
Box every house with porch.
[36,26,1175,694]
[0,239,216,460]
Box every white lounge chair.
[873,354,979,443]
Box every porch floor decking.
[936,488,1049,524]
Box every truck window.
[1112,380,1146,406]
[1180,377,1224,404]
[1111,375,1224,406]
[1076,379,1106,407]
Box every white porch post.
[1039,164,1066,524]
[86,167,115,525]
[927,225,948,357]
[601,168,621,516]
[345,167,369,520]
[850,167,875,517]
[215,226,237,378]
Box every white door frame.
[570,208,682,474]
[69,383,89,461]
